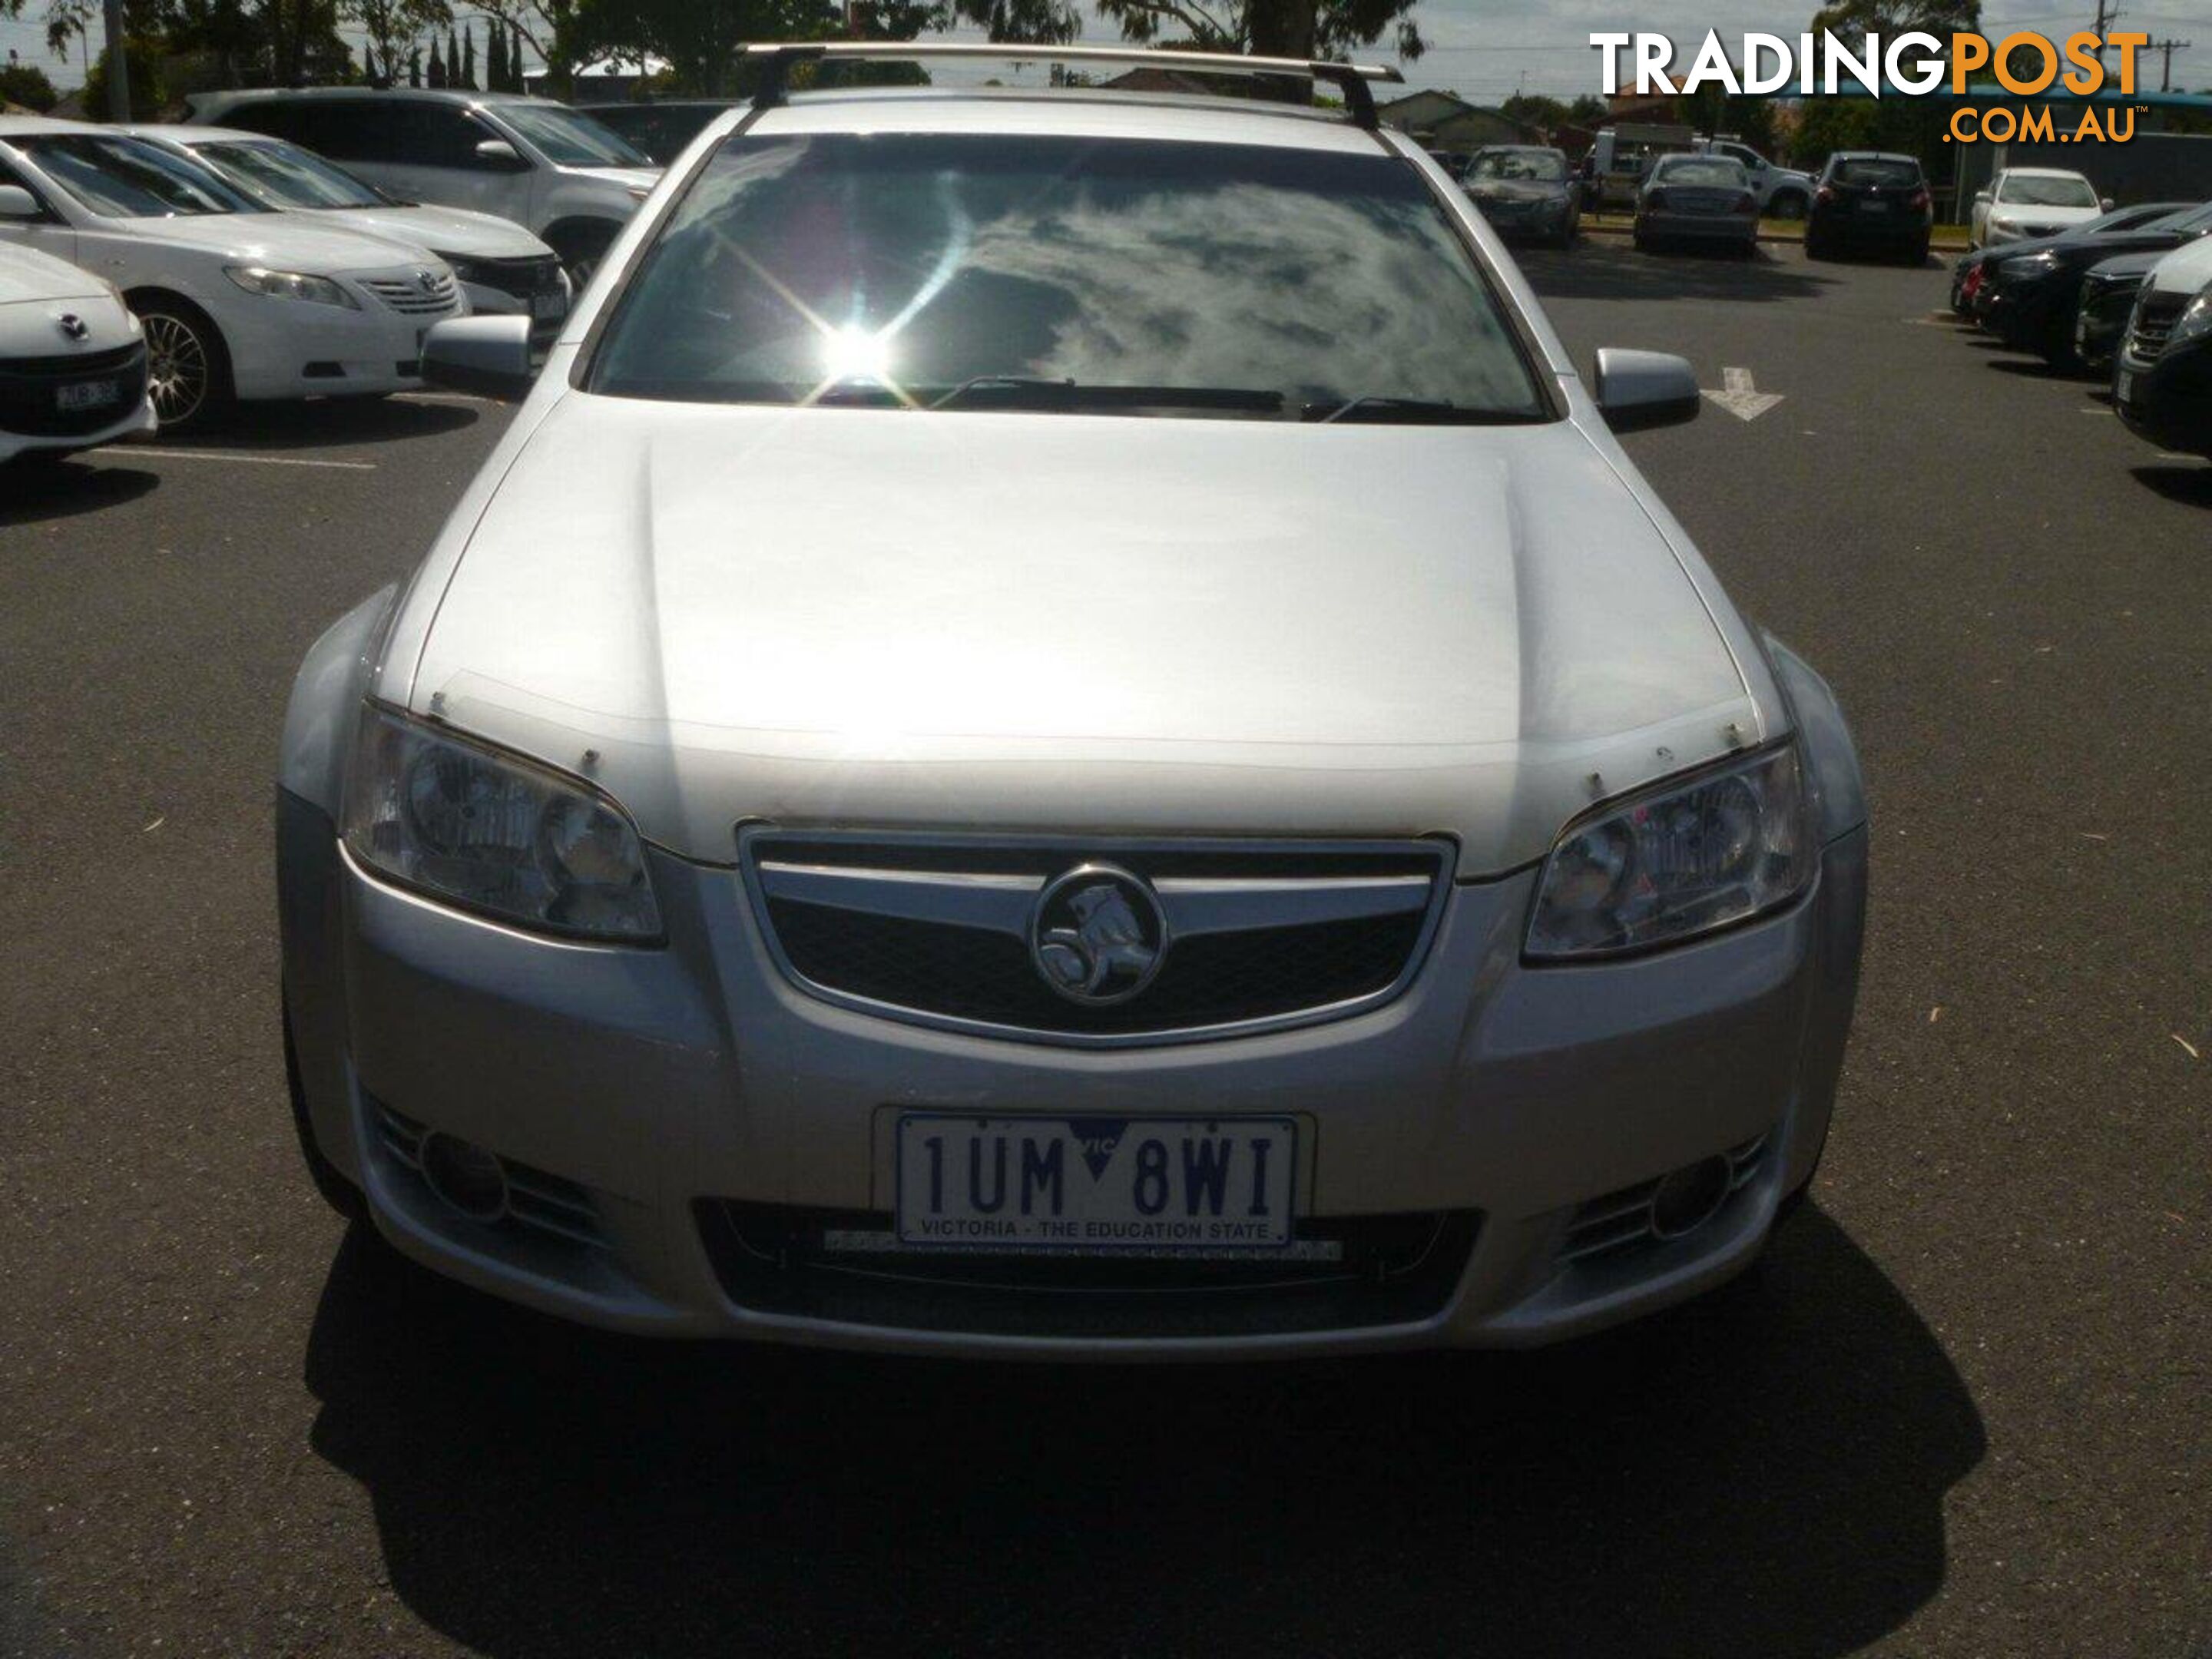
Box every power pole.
[2147,37,2191,90]
[2091,0,2122,65]
[100,0,128,119]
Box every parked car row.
[1,90,658,452]
[1949,197,2212,462]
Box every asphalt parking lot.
[2,244,2206,1657]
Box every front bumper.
[279,793,1866,1358]
[0,337,156,459]
[1636,210,1757,244]
[2116,333,2212,457]
[224,277,468,402]
[1469,198,1570,239]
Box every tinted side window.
[220,99,304,142]
[296,103,391,161]
[388,105,502,169]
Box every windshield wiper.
[1303,396,1544,426]
[932,376,1283,415]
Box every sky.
[4,0,2206,104]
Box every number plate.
[1859,200,1890,214]
[55,378,119,412]
[531,291,566,320]
[896,1114,1296,1253]
[2117,369,2134,402]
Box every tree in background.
[485,22,505,90]
[0,59,61,108]
[343,0,449,88]
[84,35,164,114]
[407,40,419,81]
[426,33,444,82]
[1800,0,1981,173]
[466,0,581,94]
[1085,0,1421,68]
[459,19,475,87]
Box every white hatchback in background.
[1972,167,2109,249]
[185,89,659,286]
[0,118,466,429]
[0,238,154,462]
[124,125,569,343]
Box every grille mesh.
[747,835,1449,1041]
[768,898,1426,1036]
[2128,293,2186,362]
[360,272,460,315]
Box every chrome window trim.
[736,826,1456,1049]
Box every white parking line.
[105,446,377,471]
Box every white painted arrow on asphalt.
[1703,366,1784,421]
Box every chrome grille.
[359,271,460,316]
[1558,1133,1770,1266]
[741,831,1452,1045]
[2126,292,2186,363]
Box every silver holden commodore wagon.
[277,45,1867,1358]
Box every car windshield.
[494,103,649,168]
[193,138,387,209]
[1654,158,1743,188]
[1833,158,1919,187]
[1467,151,1565,183]
[590,133,1549,423]
[19,133,264,217]
[2001,174,2097,207]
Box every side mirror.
[472,137,528,171]
[1593,347,1700,432]
[0,184,41,218]
[421,315,535,400]
[2100,196,2114,211]
[1975,190,1992,204]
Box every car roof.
[0,115,104,137]
[1830,151,1917,162]
[2002,166,2093,179]
[735,88,1394,155]
[119,123,262,144]
[200,87,555,108]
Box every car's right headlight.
[1525,743,1814,960]
[2170,292,2212,350]
[224,266,359,307]
[343,704,661,942]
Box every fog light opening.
[1649,1156,1732,1240]
[419,1132,510,1223]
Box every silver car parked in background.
[278,46,1866,1359]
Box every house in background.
[1376,90,1546,155]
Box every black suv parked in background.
[1806,153,1932,264]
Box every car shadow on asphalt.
[0,459,160,528]
[2130,463,2212,505]
[302,1207,1983,1657]
[1518,241,1835,304]
[162,396,479,454]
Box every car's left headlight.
[343,704,662,942]
[1525,743,1814,960]
[224,266,358,308]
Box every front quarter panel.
[281,584,398,815]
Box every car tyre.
[132,294,232,432]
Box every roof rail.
[740,42,1405,130]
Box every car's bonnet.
[2146,234,2212,296]
[399,394,1768,877]
[81,210,443,272]
[0,240,107,304]
[319,203,548,259]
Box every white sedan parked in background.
[1972,167,2109,249]
[0,118,465,429]
[0,238,154,462]
[124,125,569,343]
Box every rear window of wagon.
[585,133,1553,422]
